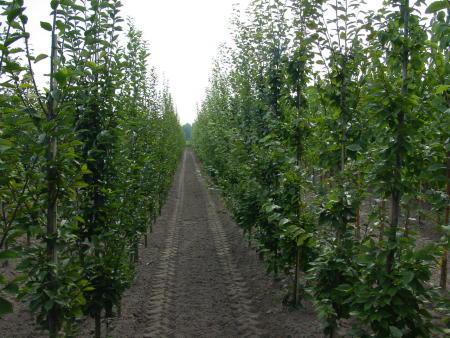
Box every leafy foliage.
[0,0,184,336]
[192,0,449,336]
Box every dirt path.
[1,148,446,337]
[110,148,322,337]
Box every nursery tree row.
[192,0,449,336]
[0,0,184,336]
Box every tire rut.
[192,152,264,338]
[110,148,322,337]
[143,151,186,338]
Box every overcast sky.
[24,0,252,125]
[120,0,253,124]
[21,0,399,125]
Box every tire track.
[143,151,186,338]
[192,153,264,338]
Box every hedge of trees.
[0,0,184,336]
[192,0,449,336]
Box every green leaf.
[441,225,450,236]
[389,326,402,337]
[401,271,414,284]
[0,250,20,260]
[0,139,13,153]
[279,218,290,226]
[44,299,53,311]
[425,1,450,13]
[51,0,59,10]
[34,54,48,63]
[0,82,15,89]
[6,6,22,23]
[436,85,450,94]
[0,297,13,315]
[73,216,85,223]
[265,204,280,213]
[5,35,23,47]
[347,144,362,152]
[54,71,67,86]
[40,21,53,31]
[73,181,88,188]
[6,230,26,243]
[81,164,91,174]
[2,283,19,295]
[55,20,65,32]
[428,163,445,172]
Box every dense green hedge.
[0,1,184,336]
[192,0,449,336]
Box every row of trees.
[192,0,449,336]
[0,0,184,337]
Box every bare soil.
[1,148,448,337]
[104,148,322,337]
[0,148,323,337]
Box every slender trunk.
[404,207,410,238]
[441,248,448,291]
[293,84,302,306]
[356,207,361,239]
[387,0,409,273]
[133,242,139,263]
[47,15,59,338]
[95,313,101,338]
[293,247,301,306]
[417,182,423,226]
[379,199,386,242]
[117,303,122,317]
[2,242,8,267]
[339,65,346,174]
[0,25,11,74]
[355,172,361,239]
[46,134,58,265]
[440,151,450,290]
[330,326,337,338]
[340,128,345,173]
[274,250,279,276]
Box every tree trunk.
[95,313,101,338]
[293,84,303,306]
[47,18,59,338]
[440,151,450,290]
[355,207,361,239]
[379,199,386,242]
[355,173,361,239]
[387,0,409,274]
[293,247,301,306]
[2,242,8,268]
[133,242,139,263]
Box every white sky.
[18,0,418,125]
[120,0,253,124]
[24,0,251,125]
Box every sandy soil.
[0,148,323,337]
[1,147,448,337]
[107,148,323,337]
